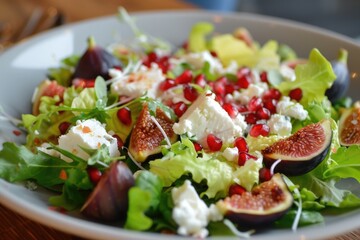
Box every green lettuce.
[149,138,260,198]
[188,22,214,52]
[277,48,336,106]
[125,171,164,231]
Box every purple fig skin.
[73,36,123,80]
[81,161,135,222]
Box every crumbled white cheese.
[170,51,238,75]
[173,91,246,147]
[172,180,223,238]
[159,85,191,105]
[58,119,120,162]
[110,63,165,99]
[276,96,308,120]
[37,143,60,157]
[279,64,296,82]
[267,114,292,137]
[222,147,239,162]
[235,82,268,104]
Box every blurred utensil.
[0,6,64,52]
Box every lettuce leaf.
[149,138,260,198]
[324,145,360,182]
[277,48,336,106]
[188,22,214,52]
[125,171,163,230]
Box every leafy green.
[150,137,260,198]
[275,210,324,228]
[49,168,93,210]
[324,145,360,182]
[188,22,214,52]
[125,171,164,230]
[0,142,76,188]
[278,48,336,106]
[47,55,80,87]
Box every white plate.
[1,10,360,240]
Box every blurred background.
[187,0,360,39]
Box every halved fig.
[128,104,177,162]
[32,80,65,115]
[73,36,123,81]
[339,104,360,146]
[81,161,135,222]
[262,119,332,176]
[217,173,293,226]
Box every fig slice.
[216,173,293,226]
[339,104,360,146]
[262,119,332,176]
[128,104,177,162]
[81,161,135,222]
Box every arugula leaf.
[275,210,324,228]
[49,168,92,210]
[94,76,108,109]
[0,142,77,188]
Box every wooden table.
[0,0,359,239]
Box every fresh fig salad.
[1,9,360,239]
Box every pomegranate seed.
[238,152,251,166]
[159,78,176,91]
[193,142,203,151]
[59,122,71,135]
[182,41,189,50]
[87,167,102,185]
[147,51,158,62]
[112,134,124,149]
[289,88,303,102]
[248,97,262,111]
[12,130,22,136]
[222,103,238,118]
[238,105,248,113]
[172,101,188,117]
[237,75,251,89]
[245,112,258,124]
[72,78,95,88]
[225,83,236,95]
[194,74,206,88]
[228,184,246,196]
[262,88,282,101]
[207,134,222,151]
[259,167,273,182]
[212,77,227,96]
[249,124,270,137]
[183,84,198,102]
[234,137,248,153]
[210,51,218,57]
[263,99,278,114]
[215,94,224,105]
[260,71,268,83]
[256,107,271,120]
[175,70,193,84]
[117,107,132,125]
[158,56,170,73]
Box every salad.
[1,8,360,239]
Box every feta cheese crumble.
[170,51,238,75]
[172,91,247,147]
[58,119,120,162]
[276,96,308,120]
[172,180,223,238]
[234,82,268,104]
[267,114,292,137]
[110,63,165,99]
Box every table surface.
[0,0,359,239]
